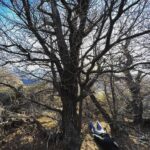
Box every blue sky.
[0,1,15,17]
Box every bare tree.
[0,0,150,149]
[98,36,150,124]
[118,38,149,123]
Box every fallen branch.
[90,94,112,124]
[27,97,62,114]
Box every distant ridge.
[21,78,38,85]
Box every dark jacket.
[93,133,119,150]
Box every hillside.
[0,68,23,90]
[0,85,150,150]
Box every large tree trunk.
[125,71,143,124]
[61,96,81,150]
[131,90,143,124]
[60,68,82,150]
[127,81,143,123]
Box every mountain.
[21,78,38,85]
[10,67,40,85]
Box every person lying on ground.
[89,121,119,150]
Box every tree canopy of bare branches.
[0,0,150,149]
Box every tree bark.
[90,94,119,134]
[60,69,82,150]
[122,38,143,124]
[90,94,112,124]
[61,96,81,150]
[130,88,143,124]
[125,72,143,123]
